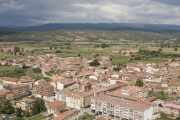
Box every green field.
[0,29,180,66]
[0,42,179,66]
[30,115,46,120]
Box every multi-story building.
[67,91,94,109]
[78,81,91,92]
[1,77,19,85]
[16,98,35,111]
[36,84,54,98]
[93,83,127,97]
[55,89,72,103]
[112,86,148,100]
[46,100,67,113]
[8,84,30,99]
[91,95,154,120]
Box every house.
[47,100,66,114]
[16,98,35,111]
[18,79,33,89]
[169,82,180,92]
[51,110,78,120]
[57,79,76,90]
[0,90,14,103]
[1,77,19,85]
[35,79,46,85]
[19,76,35,82]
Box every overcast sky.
[0,0,180,26]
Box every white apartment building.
[91,95,154,120]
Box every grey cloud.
[0,0,180,26]
[151,0,180,6]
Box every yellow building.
[67,91,94,109]
[16,98,35,111]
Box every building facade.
[8,84,30,99]
[91,95,153,120]
[36,84,54,97]
[16,98,35,111]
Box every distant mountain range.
[0,26,15,31]
[1,23,180,31]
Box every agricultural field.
[0,29,180,65]
[0,41,179,66]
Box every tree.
[1,99,14,114]
[89,60,100,66]
[0,49,3,52]
[19,52,22,56]
[25,111,31,117]
[159,48,162,51]
[32,68,41,73]
[14,46,20,53]
[171,58,175,62]
[78,54,81,57]
[32,100,40,115]
[16,108,22,117]
[101,43,109,48]
[175,48,178,51]
[158,103,162,107]
[7,49,11,52]
[22,64,27,69]
[94,44,99,48]
[39,98,46,112]
[49,46,52,50]
[32,98,46,115]
[31,51,34,53]
[113,67,121,71]
[30,95,35,99]
[21,47,24,52]
[135,79,143,87]
[55,50,62,53]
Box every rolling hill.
[12,23,180,31]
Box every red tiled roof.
[38,84,54,88]
[9,84,29,89]
[145,96,157,102]
[48,100,66,108]
[2,77,18,82]
[51,110,78,120]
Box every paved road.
[39,67,52,79]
